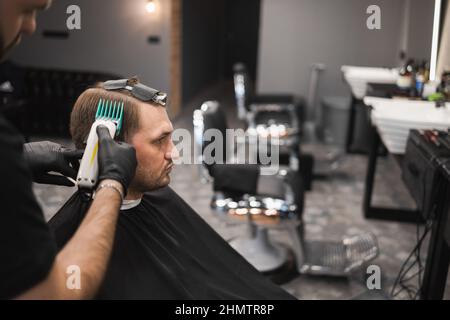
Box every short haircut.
[70,78,156,149]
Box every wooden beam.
[169,0,182,118]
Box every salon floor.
[33,81,450,300]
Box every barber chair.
[193,101,379,276]
[233,63,314,191]
[233,62,304,126]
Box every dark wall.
[182,0,225,104]
[221,0,261,81]
[257,0,419,98]
[407,0,435,61]
[181,0,261,104]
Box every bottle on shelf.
[439,70,450,100]
[415,60,429,98]
[397,58,415,90]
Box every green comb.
[95,98,124,136]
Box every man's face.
[128,103,177,193]
[0,0,51,60]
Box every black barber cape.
[48,187,295,300]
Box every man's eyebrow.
[27,1,50,11]
[154,129,173,140]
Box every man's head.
[0,0,51,60]
[71,79,176,198]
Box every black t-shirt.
[49,188,296,300]
[0,115,57,299]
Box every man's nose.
[165,140,179,161]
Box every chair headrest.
[233,62,247,73]
[200,101,228,134]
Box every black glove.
[96,125,137,191]
[23,141,84,186]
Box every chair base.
[293,233,379,276]
[229,228,288,273]
[299,240,351,276]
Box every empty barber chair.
[193,101,379,276]
[233,62,304,127]
[233,63,314,190]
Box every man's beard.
[0,32,21,61]
[129,167,171,195]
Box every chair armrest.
[249,103,295,113]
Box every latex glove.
[96,125,137,191]
[24,141,83,186]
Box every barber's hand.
[23,141,84,186]
[96,125,137,192]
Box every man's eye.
[23,8,35,16]
[154,134,171,146]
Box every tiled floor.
[32,81,450,300]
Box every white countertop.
[362,97,450,154]
[342,66,399,100]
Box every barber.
[0,0,137,299]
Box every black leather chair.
[233,62,314,190]
[194,101,380,276]
[194,100,304,272]
[233,62,304,126]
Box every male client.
[49,79,295,300]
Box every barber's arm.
[16,126,137,299]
